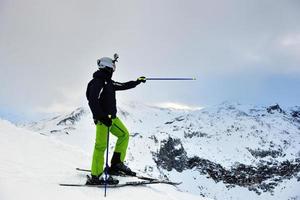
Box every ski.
[76,167,161,182]
[60,179,181,188]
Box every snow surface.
[19,101,300,200]
[0,119,208,200]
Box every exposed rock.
[165,121,175,125]
[154,137,300,195]
[165,116,185,125]
[291,109,300,124]
[57,108,85,126]
[149,135,158,143]
[50,130,61,134]
[291,110,300,118]
[288,196,300,200]
[247,147,284,159]
[130,132,140,137]
[118,108,130,118]
[153,137,187,172]
[188,157,300,195]
[184,131,208,138]
[175,116,185,122]
[267,104,285,114]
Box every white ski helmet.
[97,57,116,71]
[97,54,119,71]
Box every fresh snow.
[18,101,300,200]
[0,119,208,200]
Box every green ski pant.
[91,117,129,176]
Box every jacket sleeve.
[86,80,105,119]
[113,80,139,91]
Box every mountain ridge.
[21,102,300,200]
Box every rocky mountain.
[23,102,300,200]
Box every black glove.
[136,76,146,84]
[97,116,112,127]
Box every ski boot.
[109,162,136,176]
[109,152,136,176]
[86,174,119,185]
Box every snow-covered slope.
[0,119,208,200]
[22,102,300,200]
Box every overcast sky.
[1,0,300,122]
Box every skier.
[86,54,146,185]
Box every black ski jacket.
[86,69,139,120]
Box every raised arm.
[113,81,139,91]
[113,77,146,91]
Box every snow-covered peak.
[22,107,89,134]
[20,102,300,200]
[153,102,203,111]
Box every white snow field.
[0,119,209,200]
[20,101,300,200]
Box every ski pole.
[146,77,196,81]
[104,115,111,197]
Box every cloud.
[35,102,77,114]
[0,0,300,120]
[156,102,203,111]
[280,34,300,47]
